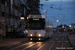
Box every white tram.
[27,14,53,40]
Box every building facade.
[0,0,41,38]
[26,0,41,14]
[0,0,21,38]
[56,24,70,32]
[20,0,27,30]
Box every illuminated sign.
[33,18,39,20]
[20,17,24,19]
[27,17,28,19]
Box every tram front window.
[29,19,45,30]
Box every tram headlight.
[39,38,41,40]
[30,38,32,40]
[30,34,32,36]
[39,34,41,37]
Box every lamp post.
[44,9,47,18]
[56,20,59,26]
[69,25,71,32]
[20,17,25,30]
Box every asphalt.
[68,34,75,49]
[0,32,74,50]
[0,38,28,48]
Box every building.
[0,0,21,38]
[40,0,49,1]
[20,0,27,30]
[26,0,41,14]
[0,0,41,38]
[56,24,70,32]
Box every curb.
[68,35,75,50]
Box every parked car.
[16,30,27,38]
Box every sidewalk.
[68,34,75,49]
[0,38,28,48]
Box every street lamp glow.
[56,20,59,22]
[20,17,24,19]
[43,9,47,12]
[69,25,71,27]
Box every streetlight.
[69,25,71,28]
[20,17,25,30]
[69,25,71,32]
[56,20,59,26]
[43,9,47,18]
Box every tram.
[27,14,53,40]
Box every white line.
[62,37,63,50]
[37,42,47,50]
[57,41,61,42]
[23,42,38,50]
[50,41,54,42]
[49,38,58,50]
[11,42,32,50]
[64,41,69,42]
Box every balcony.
[5,7,9,13]
[15,9,18,16]
[5,18,9,25]
[11,8,13,14]
[10,18,14,25]
[14,0,20,7]
[7,0,9,2]
[1,4,4,12]
[17,20,20,25]
[14,20,18,26]
[18,12,21,17]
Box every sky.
[40,0,75,28]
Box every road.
[0,32,74,50]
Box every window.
[11,0,13,4]
[5,1,7,7]
[11,4,12,8]
[1,0,5,4]
[24,7,26,15]
[11,0,13,8]
[2,12,5,17]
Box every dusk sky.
[40,0,75,28]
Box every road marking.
[37,42,47,50]
[11,42,33,50]
[62,36,64,50]
[23,42,38,50]
[50,41,54,42]
[64,41,69,42]
[57,41,61,42]
[49,38,58,50]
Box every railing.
[11,8,13,14]
[1,4,4,12]
[14,0,20,7]
[18,12,21,17]
[10,18,14,25]
[5,18,9,25]
[14,20,18,26]
[15,9,18,16]
[5,7,9,13]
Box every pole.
[57,22,58,26]
[46,10,47,18]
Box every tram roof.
[28,14,45,18]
